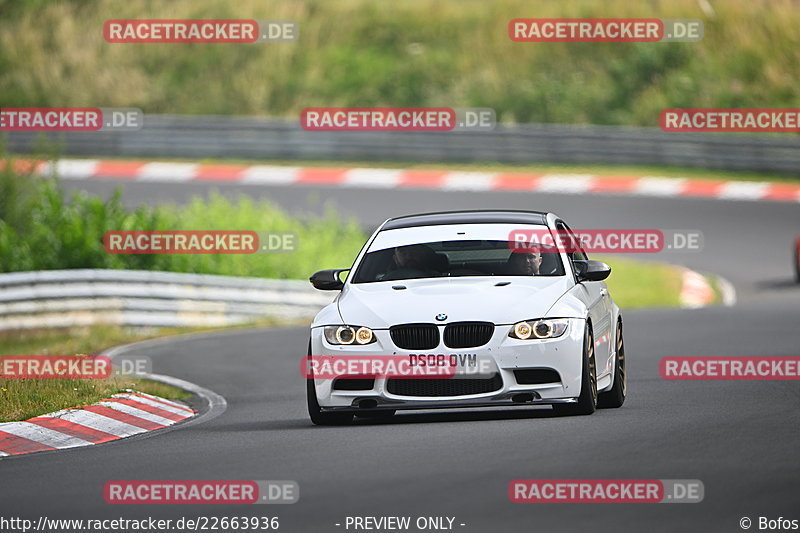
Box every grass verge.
[0,326,197,422]
[706,275,727,306]
[0,322,299,423]
[594,255,688,309]
[0,376,187,424]
[1,0,799,129]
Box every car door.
[557,221,613,379]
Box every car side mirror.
[574,260,611,282]
[310,269,349,290]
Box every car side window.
[556,221,588,277]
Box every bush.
[0,151,366,278]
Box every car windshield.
[352,239,565,283]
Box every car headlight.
[324,325,376,345]
[509,319,569,340]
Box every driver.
[506,250,542,276]
[385,244,438,279]
[393,244,430,269]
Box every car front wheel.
[306,341,353,426]
[794,240,800,283]
[598,319,626,408]
[553,324,597,416]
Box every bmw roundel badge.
[435,313,447,321]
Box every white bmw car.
[306,210,626,425]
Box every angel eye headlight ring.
[336,326,355,344]
[513,321,532,340]
[355,327,373,345]
[509,319,569,340]
[324,325,377,345]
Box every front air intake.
[389,323,440,350]
[514,369,561,385]
[387,373,503,397]
[443,321,494,348]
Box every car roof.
[381,210,550,230]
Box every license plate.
[408,353,477,368]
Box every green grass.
[706,275,726,306]
[0,326,195,422]
[596,255,687,309]
[0,320,306,423]
[0,0,799,128]
[0,376,188,423]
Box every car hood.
[337,276,573,327]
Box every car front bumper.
[309,318,586,412]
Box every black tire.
[553,324,597,416]
[794,243,800,283]
[306,341,353,426]
[598,319,626,409]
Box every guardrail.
[5,115,799,175]
[0,269,333,331]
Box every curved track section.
[0,179,796,532]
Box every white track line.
[536,174,595,193]
[96,401,176,426]
[137,162,198,182]
[112,393,193,416]
[0,422,93,448]
[37,408,146,438]
[342,168,403,188]
[240,165,301,184]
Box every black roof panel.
[382,210,549,230]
